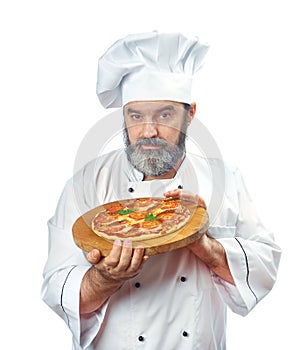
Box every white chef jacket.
[41,149,281,350]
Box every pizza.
[91,197,191,241]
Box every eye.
[160,112,170,118]
[158,111,174,121]
[130,114,142,120]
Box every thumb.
[86,249,102,265]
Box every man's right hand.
[80,239,148,315]
[87,239,148,282]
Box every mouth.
[132,137,170,152]
[140,145,162,150]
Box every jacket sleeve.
[210,168,281,316]
[41,179,109,349]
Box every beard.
[124,125,187,177]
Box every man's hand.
[164,188,207,209]
[87,239,148,282]
[165,189,234,285]
[187,233,235,284]
[80,239,148,314]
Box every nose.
[141,121,158,138]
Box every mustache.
[134,138,170,147]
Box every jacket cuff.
[61,265,109,348]
[214,237,258,315]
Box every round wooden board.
[72,199,209,256]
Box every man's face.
[123,100,195,177]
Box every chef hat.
[96,31,209,108]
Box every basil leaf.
[118,209,135,215]
[144,213,158,221]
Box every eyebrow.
[126,107,141,114]
[125,105,176,115]
[155,105,176,113]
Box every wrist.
[80,267,122,315]
[91,266,124,288]
[188,233,223,269]
[188,234,235,285]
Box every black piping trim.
[234,238,258,303]
[60,265,77,327]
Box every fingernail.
[114,239,122,246]
[124,238,132,247]
[92,250,98,259]
[135,246,144,255]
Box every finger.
[195,194,207,210]
[117,238,134,270]
[165,189,196,203]
[128,246,145,271]
[164,189,181,198]
[105,239,123,268]
[86,249,102,264]
[165,189,207,209]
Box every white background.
[1,0,299,348]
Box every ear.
[187,102,196,125]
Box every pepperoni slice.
[160,200,180,210]
[134,198,162,208]
[135,198,152,205]
[157,211,176,220]
[106,204,126,214]
[129,212,147,221]
[139,220,162,229]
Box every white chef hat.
[96,31,209,108]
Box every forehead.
[123,100,185,113]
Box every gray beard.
[124,130,186,177]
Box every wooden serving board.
[72,199,209,256]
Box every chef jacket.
[41,149,281,349]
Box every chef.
[41,32,281,349]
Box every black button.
[128,187,134,192]
[135,282,141,288]
[178,185,183,189]
[180,276,186,282]
[182,331,189,337]
[138,335,145,342]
